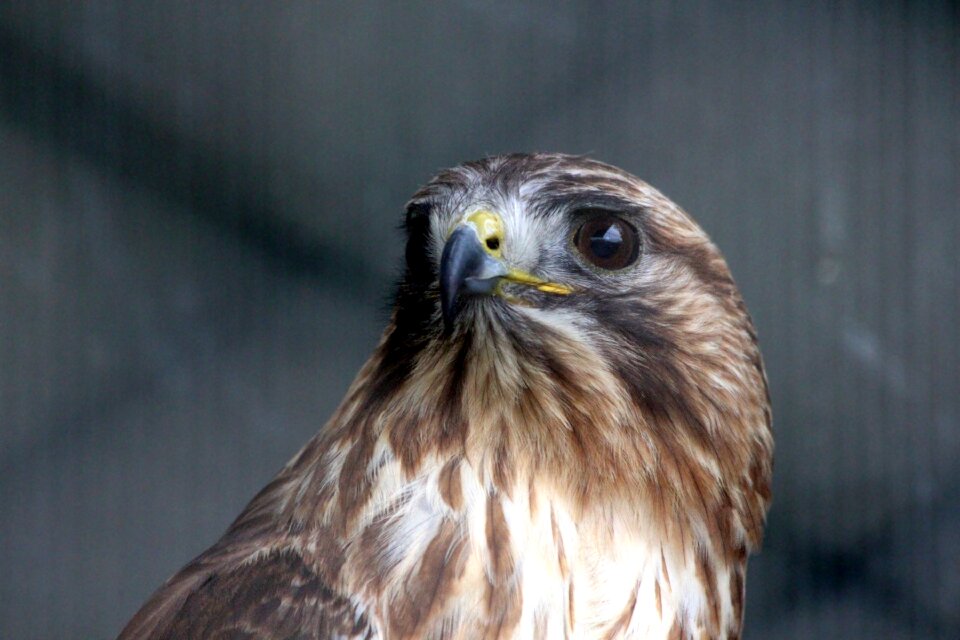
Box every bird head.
[398,154,759,382]
[368,154,770,542]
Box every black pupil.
[589,223,622,259]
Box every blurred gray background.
[1,1,957,638]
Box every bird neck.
[236,314,767,638]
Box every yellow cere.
[465,210,505,257]
[464,209,574,296]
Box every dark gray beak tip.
[439,226,488,330]
[440,285,459,333]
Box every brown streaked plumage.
[118,153,772,640]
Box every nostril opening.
[486,238,500,251]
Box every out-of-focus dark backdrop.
[1,2,957,638]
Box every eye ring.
[572,213,640,271]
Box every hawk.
[118,153,772,639]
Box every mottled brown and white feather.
[118,153,772,640]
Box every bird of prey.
[118,153,772,640]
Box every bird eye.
[573,213,640,270]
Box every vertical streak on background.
[810,5,832,632]
[888,0,911,628]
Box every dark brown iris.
[574,214,640,270]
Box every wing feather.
[117,543,375,640]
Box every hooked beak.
[439,226,507,330]
[439,210,573,330]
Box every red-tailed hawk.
[118,154,772,639]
